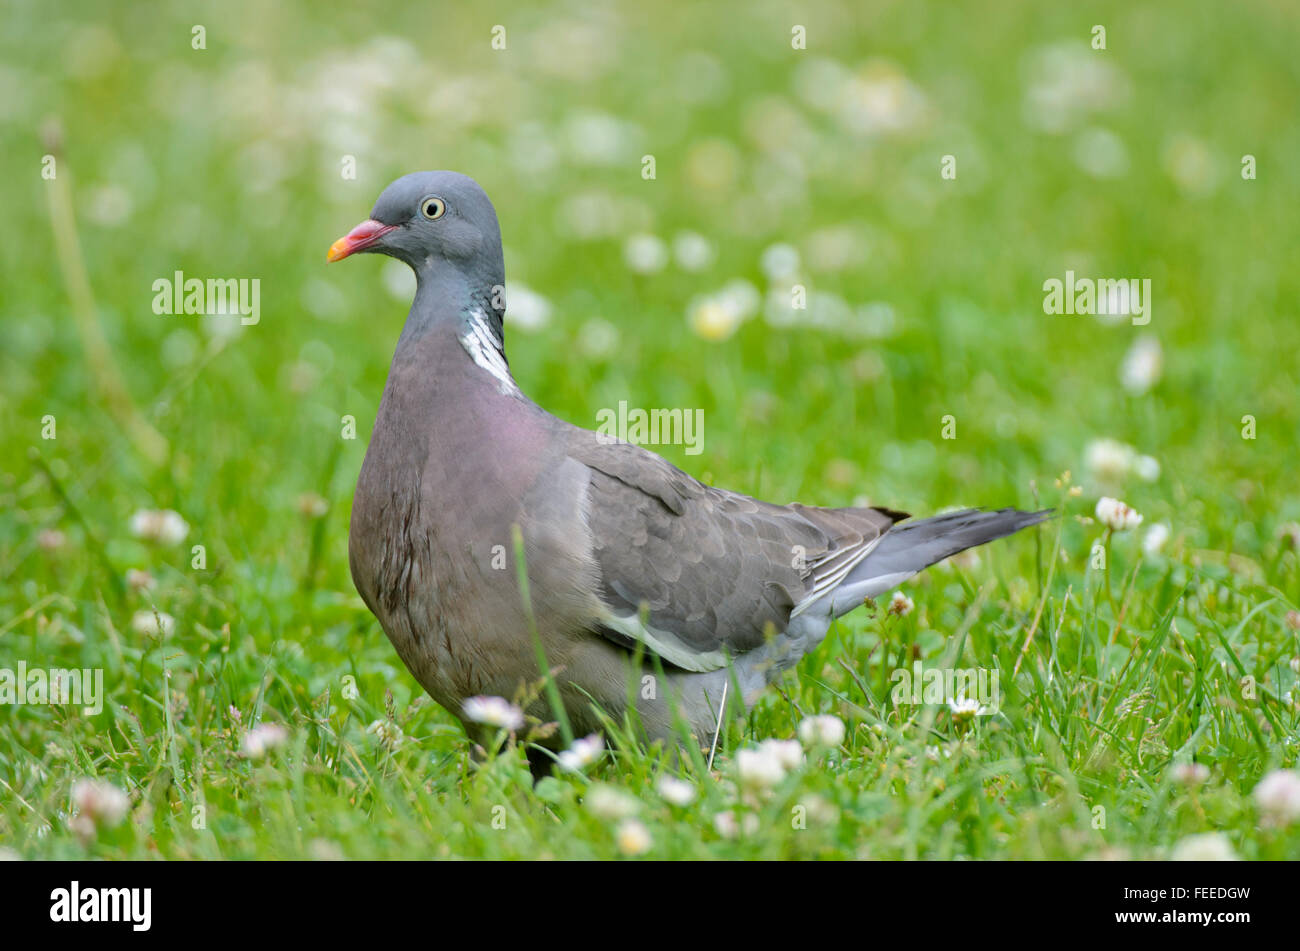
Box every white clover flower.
[797,715,846,748]
[1290,657,1300,674]
[37,529,66,551]
[888,591,914,616]
[1253,769,1300,825]
[759,243,801,281]
[1134,454,1160,482]
[804,794,840,825]
[1073,127,1129,179]
[576,318,619,360]
[736,746,787,789]
[240,722,289,759]
[461,695,525,731]
[1084,438,1137,484]
[557,733,604,772]
[1096,497,1142,532]
[129,508,189,546]
[623,233,668,274]
[1143,522,1169,555]
[713,810,759,839]
[672,231,715,271]
[503,282,552,332]
[561,112,635,166]
[125,569,155,592]
[1170,832,1238,861]
[1120,335,1163,395]
[130,609,175,637]
[655,775,697,807]
[763,285,801,328]
[366,718,405,750]
[84,183,133,228]
[1169,761,1209,785]
[307,838,345,861]
[585,784,640,820]
[759,738,804,770]
[70,779,130,830]
[616,819,652,856]
[839,61,927,134]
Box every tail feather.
[822,507,1052,618]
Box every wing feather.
[565,432,903,670]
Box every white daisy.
[616,819,652,856]
[557,733,604,772]
[461,695,525,731]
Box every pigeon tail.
[818,507,1053,618]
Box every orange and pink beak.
[327,219,397,262]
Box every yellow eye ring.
[420,196,446,220]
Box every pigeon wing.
[566,433,903,671]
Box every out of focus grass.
[1,0,1298,859]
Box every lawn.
[1,0,1298,860]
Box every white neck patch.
[458,307,519,396]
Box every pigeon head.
[328,171,503,280]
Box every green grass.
[1,0,1298,859]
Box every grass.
[1,0,1298,859]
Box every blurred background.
[4,1,1298,521]
[2,0,1300,862]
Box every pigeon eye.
[420,197,447,220]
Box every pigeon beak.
[328,219,397,262]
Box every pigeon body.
[334,171,1048,756]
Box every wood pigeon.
[331,171,1048,768]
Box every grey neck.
[399,259,519,397]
